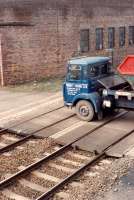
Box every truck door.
[64,64,83,103]
[82,65,100,92]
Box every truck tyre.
[76,100,94,121]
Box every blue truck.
[63,56,134,121]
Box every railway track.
[0,110,127,155]
[0,108,75,154]
[0,111,133,200]
[0,105,64,135]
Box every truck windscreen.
[67,65,81,80]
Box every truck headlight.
[103,89,108,96]
[103,100,111,108]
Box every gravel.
[0,132,134,200]
[54,156,134,200]
[6,183,41,200]
[0,137,55,181]
[0,132,21,144]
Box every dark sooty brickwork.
[0,0,134,85]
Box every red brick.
[0,0,133,85]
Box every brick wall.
[0,0,134,85]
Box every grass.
[2,77,65,93]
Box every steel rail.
[0,113,75,154]
[0,111,128,189]
[37,128,134,200]
[0,106,64,136]
[36,153,106,200]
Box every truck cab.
[63,56,112,121]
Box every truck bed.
[100,75,134,110]
[98,74,130,90]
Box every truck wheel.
[76,100,94,121]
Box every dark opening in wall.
[80,29,89,52]
[119,26,125,47]
[108,27,115,49]
[129,26,134,45]
[96,28,103,50]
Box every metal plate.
[55,112,134,158]
[74,112,134,156]
[98,74,126,89]
[36,116,79,138]
[73,127,127,154]
[106,132,134,157]
[11,107,74,135]
[54,122,99,145]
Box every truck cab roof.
[68,56,110,66]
